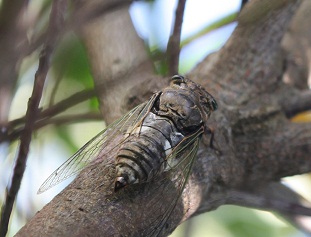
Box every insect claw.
[205,126,215,148]
[205,126,222,155]
[114,176,128,192]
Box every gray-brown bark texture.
[16,0,311,236]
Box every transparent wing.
[38,94,159,194]
[143,127,204,236]
[166,127,204,171]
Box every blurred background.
[0,0,311,236]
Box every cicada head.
[199,92,218,120]
[157,75,217,133]
[183,75,217,120]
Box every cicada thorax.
[114,75,218,192]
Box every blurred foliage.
[180,12,237,48]
[171,206,298,237]
[49,34,100,154]
[52,35,94,90]
[149,46,168,76]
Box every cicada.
[38,75,217,194]
[37,75,217,235]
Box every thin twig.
[39,89,96,121]
[36,113,103,127]
[7,112,103,143]
[2,89,97,141]
[4,75,132,143]
[167,0,187,75]
[0,1,67,236]
[48,71,64,107]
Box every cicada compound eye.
[210,99,218,111]
[171,75,185,86]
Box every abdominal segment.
[114,112,184,191]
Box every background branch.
[80,1,158,123]
[6,112,102,143]
[0,0,29,130]
[0,1,67,236]
[225,189,311,216]
[3,89,97,142]
[167,0,187,75]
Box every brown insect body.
[114,75,217,191]
[38,75,217,197]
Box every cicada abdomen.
[114,112,184,191]
[114,75,218,191]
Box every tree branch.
[167,0,187,75]
[225,189,311,217]
[36,112,103,127]
[280,89,311,118]
[80,1,157,123]
[191,0,301,102]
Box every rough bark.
[79,1,163,124]
[15,0,311,236]
[282,0,311,89]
